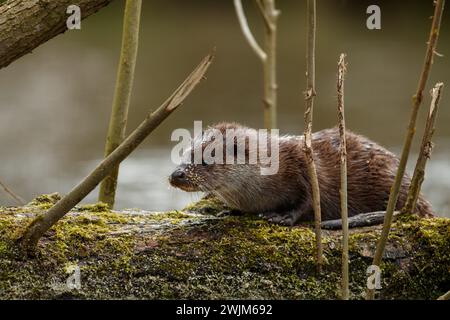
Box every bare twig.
[233,0,266,62]
[403,83,444,214]
[99,0,142,208]
[438,290,450,300]
[255,0,272,30]
[303,0,323,272]
[337,53,349,299]
[367,0,445,300]
[233,0,279,129]
[18,52,214,251]
[261,0,279,130]
[0,178,25,206]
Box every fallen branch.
[0,178,25,206]
[336,53,348,299]
[367,0,445,300]
[303,0,323,272]
[0,0,114,70]
[99,0,143,208]
[1,197,449,299]
[403,83,444,213]
[18,52,214,251]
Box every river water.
[0,0,449,216]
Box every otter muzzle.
[169,169,197,191]
[169,169,186,184]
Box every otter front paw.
[260,211,301,226]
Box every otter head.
[169,122,252,193]
[169,162,218,193]
[169,123,280,211]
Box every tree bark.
[1,196,449,299]
[0,0,114,70]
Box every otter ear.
[211,122,246,135]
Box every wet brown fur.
[170,123,434,225]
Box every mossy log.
[0,194,448,299]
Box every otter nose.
[170,170,186,182]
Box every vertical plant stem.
[403,83,444,213]
[233,0,266,61]
[99,0,142,208]
[261,0,279,129]
[367,0,445,300]
[233,0,279,129]
[337,53,349,299]
[303,0,323,272]
[18,52,214,252]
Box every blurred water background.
[0,0,449,216]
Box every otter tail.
[320,211,398,230]
[321,196,434,230]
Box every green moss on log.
[0,194,448,299]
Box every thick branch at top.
[0,0,114,70]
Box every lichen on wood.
[0,194,449,299]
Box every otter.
[169,122,433,227]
